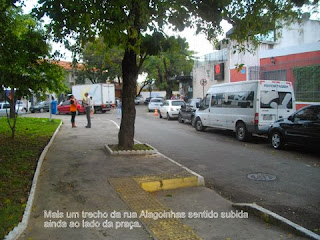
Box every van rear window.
[260,91,292,109]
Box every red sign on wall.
[214,63,224,80]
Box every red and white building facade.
[192,16,320,109]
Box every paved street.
[25,105,320,233]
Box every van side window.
[222,91,254,108]
[211,95,215,107]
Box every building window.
[248,66,261,80]
[262,70,287,81]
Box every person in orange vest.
[69,95,78,128]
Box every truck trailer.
[72,83,115,113]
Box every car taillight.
[254,113,259,125]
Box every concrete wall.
[275,19,320,49]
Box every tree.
[75,38,124,84]
[35,0,314,148]
[0,5,67,138]
[143,36,194,99]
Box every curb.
[104,143,157,155]
[136,175,200,192]
[106,119,205,187]
[233,203,320,240]
[4,120,63,240]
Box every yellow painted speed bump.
[136,176,199,192]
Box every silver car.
[0,102,26,117]
[147,98,163,112]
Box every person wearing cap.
[83,92,92,128]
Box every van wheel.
[195,118,205,131]
[236,122,251,142]
[178,114,183,123]
[159,112,162,118]
[270,131,284,149]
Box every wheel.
[235,122,251,142]
[178,114,183,123]
[159,111,162,118]
[148,109,151,112]
[195,118,205,131]
[102,110,107,113]
[40,108,44,113]
[167,112,171,120]
[270,131,284,149]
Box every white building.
[192,15,320,106]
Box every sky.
[22,0,232,61]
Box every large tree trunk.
[118,48,139,148]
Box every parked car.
[178,98,201,124]
[57,100,86,115]
[0,102,26,117]
[144,97,151,105]
[16,100,28,112]
[135,96,144,105]
[159,100,185,120]
[29,101,50,113]
[268,104,320,149]
[148,98,163,112]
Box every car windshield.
[151,99,162,103]
[172,101,185,106]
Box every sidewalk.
[18,113,307,240]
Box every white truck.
[193,80,296,141]
[72,83,115,113]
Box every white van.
[193,80,296,141]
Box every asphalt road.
[130,105,320,233]
[25,107,320,233]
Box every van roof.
[208,80,292,90]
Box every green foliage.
[293,65,320,102]
[75,38,124,84]
[0,117,61,239]
[143,36,194,97]
[0,7,67,98]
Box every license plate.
[263,114,273,120]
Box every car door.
[286,106,320,146]
[160,101,168,115]
[61,101,70,113]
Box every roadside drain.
[247,173,276,181]
[108,177,201,240]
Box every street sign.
[200,79,207,86]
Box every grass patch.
[109,144,153,151]
[0,117,61,239]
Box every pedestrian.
[83,92,92,128]
[90,96,94,117]
[184,93,189,102]
[117,98,122,119]
[69,95,78,128]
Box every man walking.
[83,92,92,128]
